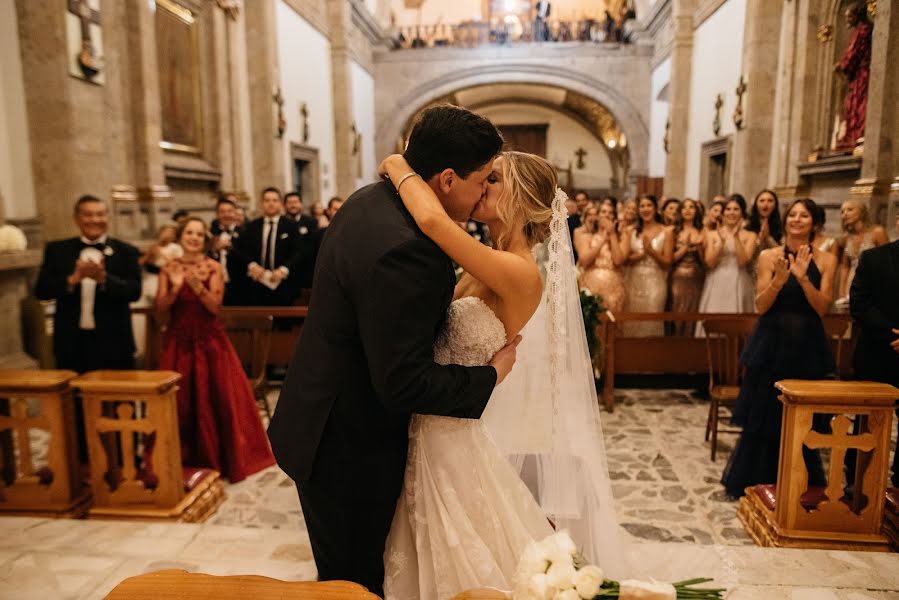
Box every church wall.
[276,0,338,206]
[350,62,378,190]
[683,0,746,199]
[648,57,671,179]
[0,0,36,220]
[475,103,615,191]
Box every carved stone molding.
[694,0,729,30]
[214,0,240,20]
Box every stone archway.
[375,62,651,178]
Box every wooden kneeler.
[72,370,225,522]
[737,380,898,552]
[0,369,91,518]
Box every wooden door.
[497,124,548,157]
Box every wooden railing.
[596,311,854,411]
[134,307,854,413]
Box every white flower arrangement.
[512,531,723,600]
[0,224,27,253]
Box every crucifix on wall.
[575,147,588,170]
[273,87,286,139]
[733,76,747,130]
[712,93,724,137]
[66,0,105,83]
[300,103,309,143]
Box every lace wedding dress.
[383,296,554,600]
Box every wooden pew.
[0,369,91,517]
[737,380,898,551]
[71,370,225,522]
[133,306,308,371]
[598,311,853,411]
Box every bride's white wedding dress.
[383,296,554,600]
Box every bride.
[379,152,627,600]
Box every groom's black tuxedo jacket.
[268,181,497,486]
[850,239,899,386]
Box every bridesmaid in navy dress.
[721,198,838,498]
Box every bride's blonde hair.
[495,151,558,249]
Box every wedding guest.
[138,224,180,304]
[722,198,835,498]
[284,192,320,236]
[623,194,673,336]
[745,189,783,252]
[172,209,190,226]
[326,196,345,220]
[35,195,142,459]
[574,190,590,215]
[618,197,638,234]
[812,204,839,258]
[696,195,757,336]
[661,197,681,227]
[209,197,247,306]
[576,203,629,313]
[565,196,581,261]
[155,217,275,482]
[668,198,706,335]
[234,206,247,227]
[232,187,305,306]
[311,203,330,229]
[838,199,888,302]
[850,212,899,487]
[703,198,726,233]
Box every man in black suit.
[850,214,899,487]
[284,191,320,295]
[232,187,304,305]
[209,197,247,305]
[267,105,519,596]
[35,195,141,458]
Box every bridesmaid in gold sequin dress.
[576,202,629,312]
[624,195,674,336]
[669,198,706,336]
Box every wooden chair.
[821,315,850,380]
[702,318,757,461]
[221,314,274,419]
[105,570,380,599]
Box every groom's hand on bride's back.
[489,335,522,385]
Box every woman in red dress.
[155,217,275,482]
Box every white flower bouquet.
[513,532,723,600]
[0,224,27,253]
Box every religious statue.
[833,2,873,151]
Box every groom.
[268,105,516,596]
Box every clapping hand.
[166,261,185,290]
[891,328,899,354]
[81,258,106,284]
[186,271,204,295]
[788,245,812,281]
[772,254,790,288]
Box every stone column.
[852,0,899,222]
[328,0,357,199]
[124,0,170,237]
[662,0,694,198]
[244,0,284,205]
[729,1,783,197]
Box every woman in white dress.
[837,199,888,303]
[378,151,626,599]
[695,195,758,336]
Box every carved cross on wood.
[663,117,671,154]
[804,414,875,513]
[300,102,309,143]
[67,0,102,79]
[96,402,155,487]
[273,87,286,139]
[712,93,724,137]
[733,76,747,130]
[575,147,588,169]
[0,399,50,481]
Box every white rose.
[514,573,556,600]
[553,590,581,600]
[573,565,604,599]
[618,580,676,600]
[540,531,578,563]
[515,541,550,580]
[546,561,577,591]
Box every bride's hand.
[377,154,408,182]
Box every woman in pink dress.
[155,218,275,482]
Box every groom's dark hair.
[403,105,504,181]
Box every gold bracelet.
[395,171,420,193]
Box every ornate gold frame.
[156,0,203,156]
